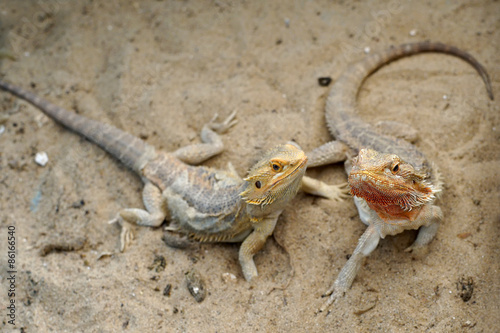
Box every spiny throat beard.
[349,172,436,221]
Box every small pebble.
[443,94,449,100]
[148,254,166,272]
[185,269,206,303]
[0,124,5,135]
[409,29,418,36]
[163,283,172,297]
[24,51,30,57]
[364,46,371,54]
[318,77,332,87]
[35,152,49,166]
[222,272,237,283]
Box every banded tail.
[326,41,494,156]
[0,80,156,173]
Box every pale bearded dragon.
[307,41,494,312]
[0,80,345,281]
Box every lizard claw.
[317,288,344,314]
[315,278,348,314]
[209,110,238,133]
[404,244,416,253]
[323,182,351,201]
[120,223,134,252]
[108,216,134,252]
[301,177,351,201]
[404,243,429,256]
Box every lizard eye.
[271,163,282,172]
[391,163,399,173]
[255,181,262,189]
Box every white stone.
[222,272,237,283]
[35,152,49,166]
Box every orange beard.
[366,201,423,223]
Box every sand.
[0,1,498,332]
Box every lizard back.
[326,41,493,171]
[143,153,250,239]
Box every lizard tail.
[0,80,156,173]
[326,41,494,144]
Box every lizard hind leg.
[173,111,237,165]
[110,182,168,251]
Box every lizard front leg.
[319,224,380,313]
[307,140,349,168]
[238,216,279,281]
[173,111,237,165]
[405,204,443,252]
[110,181,168,251]
[302,140,350,201]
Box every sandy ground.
[0,1,499,332]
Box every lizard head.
[240,143,308,207]
[348,148,439,213]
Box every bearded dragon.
[307,41,494,312]
[0,80,345,281]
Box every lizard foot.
[301,177,351,201]
[108,216,134,252]
[317,287,345,314]
[162,230,192,249]
[241,260,259,282]
[404,243,430,257]
[208,110,238,133]
[322,182,351,201]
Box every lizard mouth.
[349,171,387,196]
[349,170,395,189]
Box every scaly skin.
[0,80,345,281]
[140,142,309,281]
[308,41,493,312]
